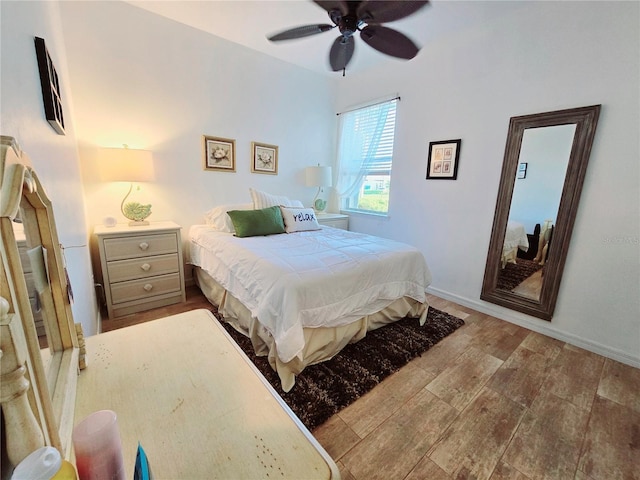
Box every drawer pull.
[140,263,151,272]
[143,284,153,292]
[139,242,149,251]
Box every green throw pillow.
[226,206,285,238]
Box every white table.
[74,309,339,479]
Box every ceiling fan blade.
[268,24,334,42]
[357,1,429,24]
[329,35,355,71]
[360,25,420,59]
[313,1,348,15]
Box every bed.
[189,199,432,391]
[502,221,529,268]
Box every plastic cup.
[72,410,125,480]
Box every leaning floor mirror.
[481,105,601,320]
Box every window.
[336,98,397,215]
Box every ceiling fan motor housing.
[337,13,359,37]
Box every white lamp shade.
[305,165,332,187]
[99,147,155,182]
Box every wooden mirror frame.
[0,136,78,469]
[481,105,601,320]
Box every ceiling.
[124,0,488,76]
[126,1,527,76]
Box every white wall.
[334,1,640,366]
[1,1,100,336]
[3,1,638,367]
[58,1,336,243]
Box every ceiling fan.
[267,1,429,74]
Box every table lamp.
[99,145,155,226]
[305,164,332,212]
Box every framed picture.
[251,142,278,175]
[203,135,236,172]
[517,162,528,179]
[426,139,462,180]
[34,37,65,135]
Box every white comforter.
[189,225,432,364]
[504,221,529,253]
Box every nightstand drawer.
[316,214,349,230]
[103,233,178,261]
[18,244,32,272]
[28,297,45,336]
[23,271,36,295]
[110,273,182,305]
[319,218,348,229]
[107,253,180,283]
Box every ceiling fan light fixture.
[267,0,429,72]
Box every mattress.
[189,225,432,364]
[194,266,426,391]
[502,221,529,267]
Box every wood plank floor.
[512,269,543,300]
[101,286,640,480]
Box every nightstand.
[316,213,349,230]
[94,221,186,318]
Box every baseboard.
[427,286,640,369]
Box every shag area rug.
[214,307,464,431]
[497,258,543,291]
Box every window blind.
[346,99,397,174]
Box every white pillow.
[280,206,321,233]
[250,188,303,209]
[204,203,253,232]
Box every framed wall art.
[517,162,528,179]
[426,139,461,180]
[34,37,65,135]
[203,135,236,172]
[251,142,278,175]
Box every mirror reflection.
[12,219,50,351]
[497,124,576,301]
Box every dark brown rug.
[211,307,464,431]
[497,258,543,291]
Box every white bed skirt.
[194,267,428,392]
